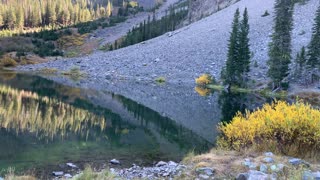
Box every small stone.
[264,152,274,157]
[196,167,214,176]
[64,174,72,178]
[248,170,269,180]
[303,171,313,180]
[168,161,177,167]
[198,174,210,179]
[270,165,277,172]
[110,159,120,165]
[313,171,320,180]
[66,163,77,168]
[249,163,257,170]
[263,157,274,163]
[288,158,309,166]
[156,161,167,167]
[243,159,252,167]
[52,171,64,176]
[236,173,249,180]
[260,164,268,173]
[277,164,285,171]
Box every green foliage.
[307,5,320,68]
[295,46,307,69]
[223,8,251,87]
[0,0,115,31]
[267,0,294,89]
[155,77,166,83]
[75,165,116,180]
[32,39,63,57]
[114,6,188,49]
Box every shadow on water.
[0,71,212,178]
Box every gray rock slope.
[20,0,319,84]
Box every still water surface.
[0,71,267,177]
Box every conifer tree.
[239,8,251,75]
[0,13,3,27]
[307,5,320,68]
[224,8,240,86]
[267,0,294,89]
[297,46,306,68]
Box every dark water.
[0,71,268,178]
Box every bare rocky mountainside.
[20,0,319,85]
[187,0,238,23]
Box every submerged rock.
[110,159,120,165]
[66,162,77,168]
[52,171,64,176]
[64,174,73,178]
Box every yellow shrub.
[195,74,213,85]
[218,101,320,159]
[0,56,17,67]
[195,86,211,96]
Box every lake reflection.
[0,72,212,177]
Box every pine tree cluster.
[223,8,251,88]
[0,0,117,30]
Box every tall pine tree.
[267,0,294,89]
[238,8,251,77]
[307,5,320,68]
[223,8,251,87]
[224,8,241,86]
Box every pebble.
[313,171,320,180]
[156,161,167,167]
[263,157,274,163]
[64,174,73,178]
[110,159,121,165]
[260,164,268,173]
[52,171,64,176]
[198,174,210,179]
[66,162,77,168]
[264,152,274,157]
[196,167,214,176]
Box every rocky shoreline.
[44,152,320,180]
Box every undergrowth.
[218,100,320,160]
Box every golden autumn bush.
[195,74,214,85]
[218,101,320,159]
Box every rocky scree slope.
[19,0,318,85]
[187,0,238,23]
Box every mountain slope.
[21,0,319,85]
